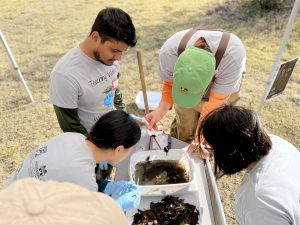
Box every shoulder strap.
[178,27,230,69]
[214,32,230,68]
[178,28,199,56]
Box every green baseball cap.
[172,46,216,108]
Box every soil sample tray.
[129,149,195,196]
[126,190,201,225]
[135,160,189,185]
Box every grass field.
[1,0,299,224]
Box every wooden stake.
[136,49,150,114]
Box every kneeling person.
[5,110,141,212]
[200,105,300,225]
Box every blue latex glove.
[116,188,141,211]
[99,161,108,170]
[104,180,139,196]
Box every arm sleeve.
[53,105,89,137]
[199,90,229,121]
[161,80,174,108]
[113,87,127,111]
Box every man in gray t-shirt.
[49,8,137,136]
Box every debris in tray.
[132,196,199,225]
[135,160,188,185]
[96,164,116,181]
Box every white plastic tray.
[126,190,202,225]
[129,149,195,196]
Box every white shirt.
[235,135,300,225]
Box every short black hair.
[200,105,272,178]
[88,110,141,150]
[91,7,137,47]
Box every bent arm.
[144,80,173,129]
[53,105,89,137]
[158,80,174,116]
[161,80,174,108]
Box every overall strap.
[214,32,230,68]
[178,26,230,68]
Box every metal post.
[0,29,35,103]
[257,0,300,114]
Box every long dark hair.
[200,105,272,178]
[91,7,137,47]
[87,110,141,149]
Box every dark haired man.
[200,105,300,225]
[49,7,136,136]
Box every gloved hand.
[104,180,139,196]
[99,161,108,170]
[116,188,141,211]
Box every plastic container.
[129,149,195,196]
[135,91,161,111]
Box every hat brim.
[172,86,203,108]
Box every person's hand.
[187,120,212,160]
[187,141,212,159]
[104,180,139,196]
[187,118,213,159]
[144,110,161,130]
[187,122,201,156]
[145,101,171,130]
[99,161,108,170]
[187,140,199,155]
[116,188,141,212]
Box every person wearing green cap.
[145,28,246,158]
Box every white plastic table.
[115,132,226,225]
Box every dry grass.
[1,0,299,224]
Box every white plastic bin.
[135,91,161,111]
[129,149,195,196]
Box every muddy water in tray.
[135,160,189,185]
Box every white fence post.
[0,29,35,103]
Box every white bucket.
[135,91,161,111]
